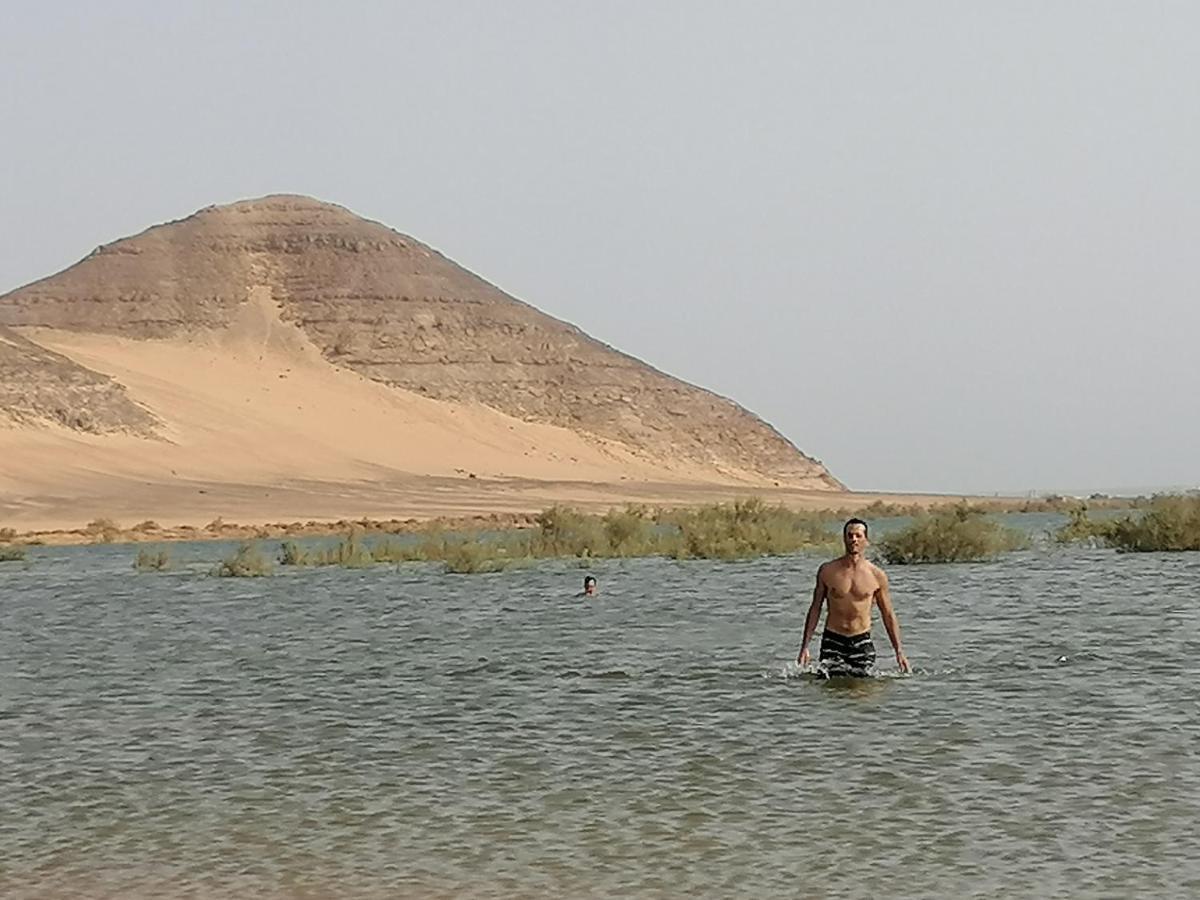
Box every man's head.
[583,575,597,596]
[843,518,869,556]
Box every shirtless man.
[797,518,910,676]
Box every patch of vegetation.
[530,505,610,557]
[0,545,26,563]
[1102,496,1200,552]
[310,532,376,567]
[278,541,311,566]
[133,547,171,571]
[279,532,430,567]
[263,501,833,573]
[0,527,17,541]
[366,537,429,564]
[85,518,121,543]
[214,542,273,577]
[665,498,835,560]
[441,539,518,574]
[1053,506,1113,545]
[820,495,1140,520]
[600,505,658,555]
[973,495,1130,514]
[878,504,1027,564]
[517,500,833,562]
[825,500,930,519]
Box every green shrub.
[878,505,1027,564]
[214,543,273,577]
[532,505,608,557]
[1053,506,1114,545]
[667,498,835,560]
[601,506,658,556]
[1103,496,1200,552]
[0,545,26,563]
[133,548,171,571]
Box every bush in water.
[878,504,1026,564]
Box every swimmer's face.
[843,523,868,554]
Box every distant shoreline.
[0,483,1141,547]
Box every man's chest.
[826,570,878,601]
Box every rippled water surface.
[3,530,1200,898]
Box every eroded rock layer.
[0,325,158,435]
[0,196,840,486]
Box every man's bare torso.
[820,557,883,636]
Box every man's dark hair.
[584,575,596,587]
[843,517,869,538]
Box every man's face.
[843,523,868,555]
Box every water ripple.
[2,542,1199,897]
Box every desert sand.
[0,291,955,537]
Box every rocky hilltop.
[0,195,841,488]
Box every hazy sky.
[2,2,1196,494]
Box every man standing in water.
[797,518,910,676]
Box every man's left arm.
[874,569,911,673]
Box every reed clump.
[441,539,518,574]
[665,498,835,560]
[214,542,273,577]
[0,544,26,562]
[530,505,609,557]
[878,504,1027,564]
[203,500,886,576]
[1102,495,1200,552]
[1053,506,1114,545]
[368,538,430,564]
[279,532,434,567]
[401,530,530,573]
[133,548,171,571]
[85,518,121,544]
[601,505,660,555]
[310,532,376,567]
[278,541,311,566]
[275,530,494,572]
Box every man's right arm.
[797,566,827,666]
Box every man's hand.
[797,647,811,667]
[896,651,911,673]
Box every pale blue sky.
[2,2,1196,493]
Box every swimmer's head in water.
[843,518,869,554]
[583,575,597,595]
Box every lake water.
[3,520,1199,898]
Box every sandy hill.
[0,195,843,530]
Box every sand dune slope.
[0,295,821,529]
[0,195,849,530]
